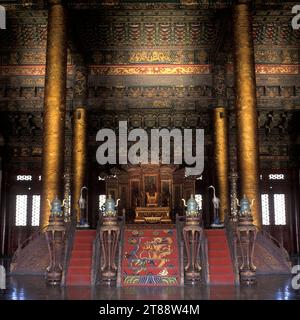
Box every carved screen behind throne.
[161,180,171,207]
[130,180,140,208]
[144,175,157,193]
[144,175,158,206]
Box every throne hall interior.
[0,0,300,300]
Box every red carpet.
[121,225,181,286]
[66,230,96,286]
[206,229,235,284]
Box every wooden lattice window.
[15,195,27,226]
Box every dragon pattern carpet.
[121,225,181,286]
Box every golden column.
[212,65,230,222]
[41,0,67,228]
[71,67,88,223]
[213,107,230,222]
[72,107,87,222]
[233,0,261,227]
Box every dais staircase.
[63,225,291,286]
[66,230,96,286]
[205,229,235,284]
[10,221,290,287]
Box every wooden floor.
[0,274,299,300]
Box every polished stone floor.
[0,274,299,300]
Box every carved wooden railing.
[116,213,125,287]
[61,218,77,286]
[91,214,103,285]
[175,214,185,286]
[176,214,209,284]
[10,225,48,272]
[261,228,291,267]
[224,215,240,285]
[199,215,210,284]
[200,231,210,284]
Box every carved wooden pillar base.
[240,269,256,285]
[183,217,203,283]
[45,215,65,285]
[100,216,120,283]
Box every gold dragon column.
[212,65,230,222]
[41,0,67,228]
[233,0,262,227]
[72,67,88,223]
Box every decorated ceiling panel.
[0,2,299,167]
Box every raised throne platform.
[134,207,171,224]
